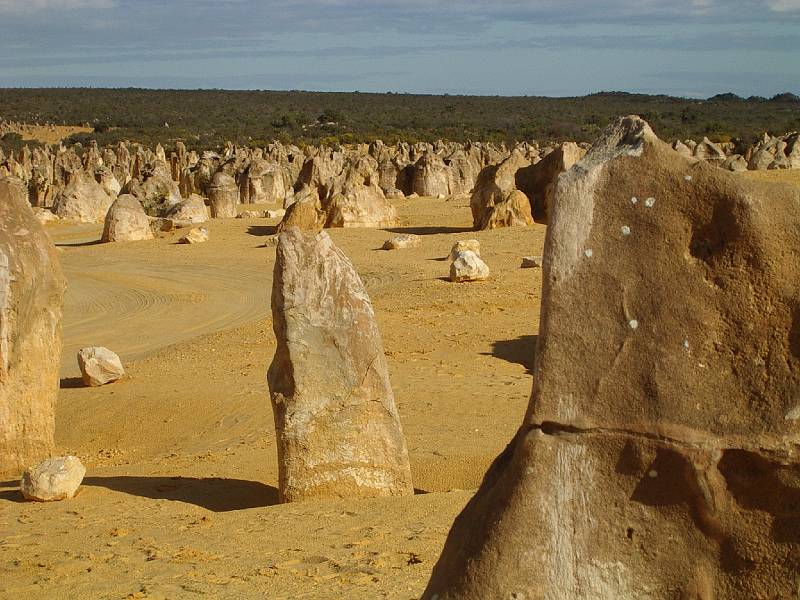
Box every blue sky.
[0,0,798,97]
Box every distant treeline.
[1,88,799,151]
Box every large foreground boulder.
[0,178,66,477]
[267,228,414,502]
[423,117,800,599]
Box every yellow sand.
[0,196,544,599]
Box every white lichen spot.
[628,319,638,330]
[648,470,658,478]
[645,197,656,208]
[584,249,593,258]
[621,225,631,236]
[684,175,693,182]
[683,339,690,349]
[630,196,638,204]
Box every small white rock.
[382,234,421,250]
[179,227,209,244]
[584,249,593,258]
[78,346,124,386]
[448,239,480,262]
[631,196,638,204]
[450,250,489,282]
[628,319,639,330]
[266,208,286,219]
[21,456,86,502]
[621,225,631,236]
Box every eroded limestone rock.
[102,194,153,242]
[267,228,414,502]
[424,116,800,599]
[0,177,66,477]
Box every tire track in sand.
[60,261,270,377]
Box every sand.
[0,196,545,599]
[2,169,795,599]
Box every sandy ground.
[1,169,796,599]
[0,196,545,599]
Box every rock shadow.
[247,225,278,237]
[0,480,24,503]
[60,376,85,389]
[484,335,538,373]
[55,239,103,248]
[384,226,474,236]
[83,476,279,512]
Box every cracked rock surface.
[267,227,414,503]
[423,116,800,600]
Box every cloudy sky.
[0,0,798,97]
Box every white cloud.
[0,0,114,13]
[767,0,800,10]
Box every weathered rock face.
[411,152,450,197]
[52,172,114,223]
[424,116,800,599]
[122,169,181,217]
[102,194,154,242]
[164,194,209,224]
[0,177,66,478]
[325,185,399,228]
[208,172,239,218]
[276,187,326,233]
[267,228,414,502]
[517,141,586,223]
[470,151,532,230]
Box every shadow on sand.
[55,239,103,248]
[60,377,85,389]
[83,476,279,512]
[484,335,538,374]
[384,226,474,236]
[246,225,278,237]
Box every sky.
[0,0,798,97]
